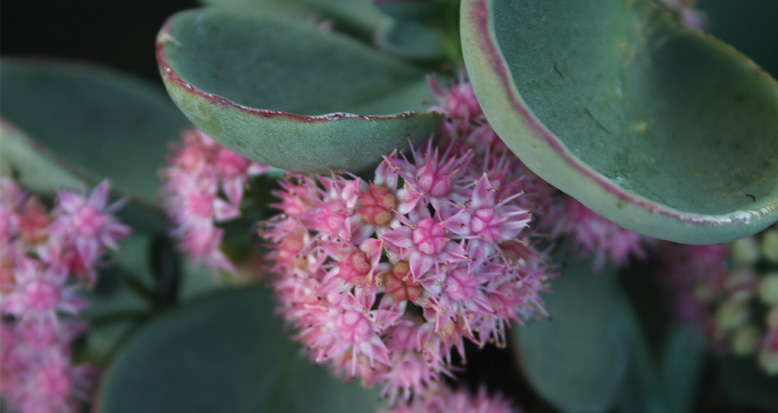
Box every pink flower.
[0,178,126,412]
[161,128,271,275]
[548,197,654,270]
[390,386,517,413]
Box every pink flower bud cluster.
[388,386,517,413]
[261,75,554,405]
[0,178,129,412]
[547,197,655,270]
[161,128,272,274]
[659,225,778,375]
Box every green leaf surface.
[198,0,384,35]
[719,356,778,408]
[157,8,441,173]
[374,0,447,21]
[0,60,189,210]
[461,0,778,244]
[660,325,705,413]
[617,295,664,413]
[376,19,447,61]
[98,285,381,413]
[513,260,629,412]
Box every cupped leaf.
[461,0,778,244]
[512,259,629,412]
[97,285,381,412]
[0,60,189,205]
[157,8,441,173]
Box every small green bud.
[758,273,778,306]
[758,346,778,376]
[762,230,778,264]
[732,324,762,356]
[768,306,778,329]
[732,237,760,265]
[693,281,717,304]
[726,266,758,302]
[715,299,750,332]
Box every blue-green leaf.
[461,0,778,244]
[513,259,629,412]
[157,8,441,173]
[98,285,381,412]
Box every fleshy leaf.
[0,61,188,230]
[157,8,441,173]
[0,60,189,204]
[461,0,778,244]
[97,285,381,412]
[512,259,629,412]
[375,19,447,61]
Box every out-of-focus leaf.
[513,259,629,412]
[98,285,382,412]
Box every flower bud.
[726,266,758,302]
[732,324,761,356]
[715,299,750,332]
[758,273,778,306]
[767,306,778,329]
[732,236,760,265]
[761,229,778,264]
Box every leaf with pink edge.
[461,0,778,244]
[157,8,441,174]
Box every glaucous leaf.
[157,8,441,173]
[513,259,629,412]
[97,285,381,412]
[0,60,189,205]
[461,0,778,244]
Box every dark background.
[1,0,199,86]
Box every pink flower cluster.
[659,226,778,375]
[0,178,129,412]
[548,197,655,270]
[161,128,272,274]
[389,386,516,413]
[261,75,553,405]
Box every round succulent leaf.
[461,0,778,244]
[0,60,190,208]
[97,285,382,412]
[157,8,441,173]
[375,19,447,61]
[513,259,630,412]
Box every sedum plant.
[1,0,777,412]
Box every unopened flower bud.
[759,273,778,306]
[716,299,750,332]
[726,266,758,302]
[732,236,760,265]
[761,230,778,264]
[767,306,778,328]
[732,324,761,356]
[758,329,778,375]
[693,280,718,304]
